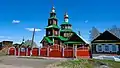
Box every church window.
[53,20,56,25]
[48,31,51,35]
[65,26,67,29]
[62,26,64,29]
[64,33,67,37]
[68,26,70,29]
[54,31,58,35]
[50,21,52,25]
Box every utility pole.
[31,28,35,48]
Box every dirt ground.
[0,56,60,68]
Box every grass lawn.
[56,59,120,68]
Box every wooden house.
[91,30,120,55]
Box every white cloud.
[12,20,20,24]
[25,28,42,32]
[84,20,88,23]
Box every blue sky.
[0,0,120,46]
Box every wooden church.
[40,7,88,48]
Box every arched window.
[64,33,67,37]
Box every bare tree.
[89,27,100,41]
[108,25,120,38]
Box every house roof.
[91,30,120,43]
[66,32,87,44]
[45,25,59,29]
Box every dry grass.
[54,59,120,68]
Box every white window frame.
[104,44,110,52]
[111,44,118,52]
[96,44,103,52]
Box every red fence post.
[26,48,28,56]
[18,48,20,56]
[75,45,77,58]
[47,46,49,57]
[39,48,40,56]
[62,47,64,57]
[8,48,10,55]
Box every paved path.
[0,56,60,68]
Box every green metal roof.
[61,22,71,25]
[64,41,83,44]
[48,36,68,41]
[60,29,73,32]
[59,36,68,41]
[44,37,53,43]
[62,22,68,24]
[45,25,59,29]
[49,16,57,19]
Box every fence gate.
[77,47,90,58]
[40,47,47,57]
[64,47,73,58]
[9,47,15,55]
[20,48,26,56]
[49,45,62,57]
[32,48,39,56]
